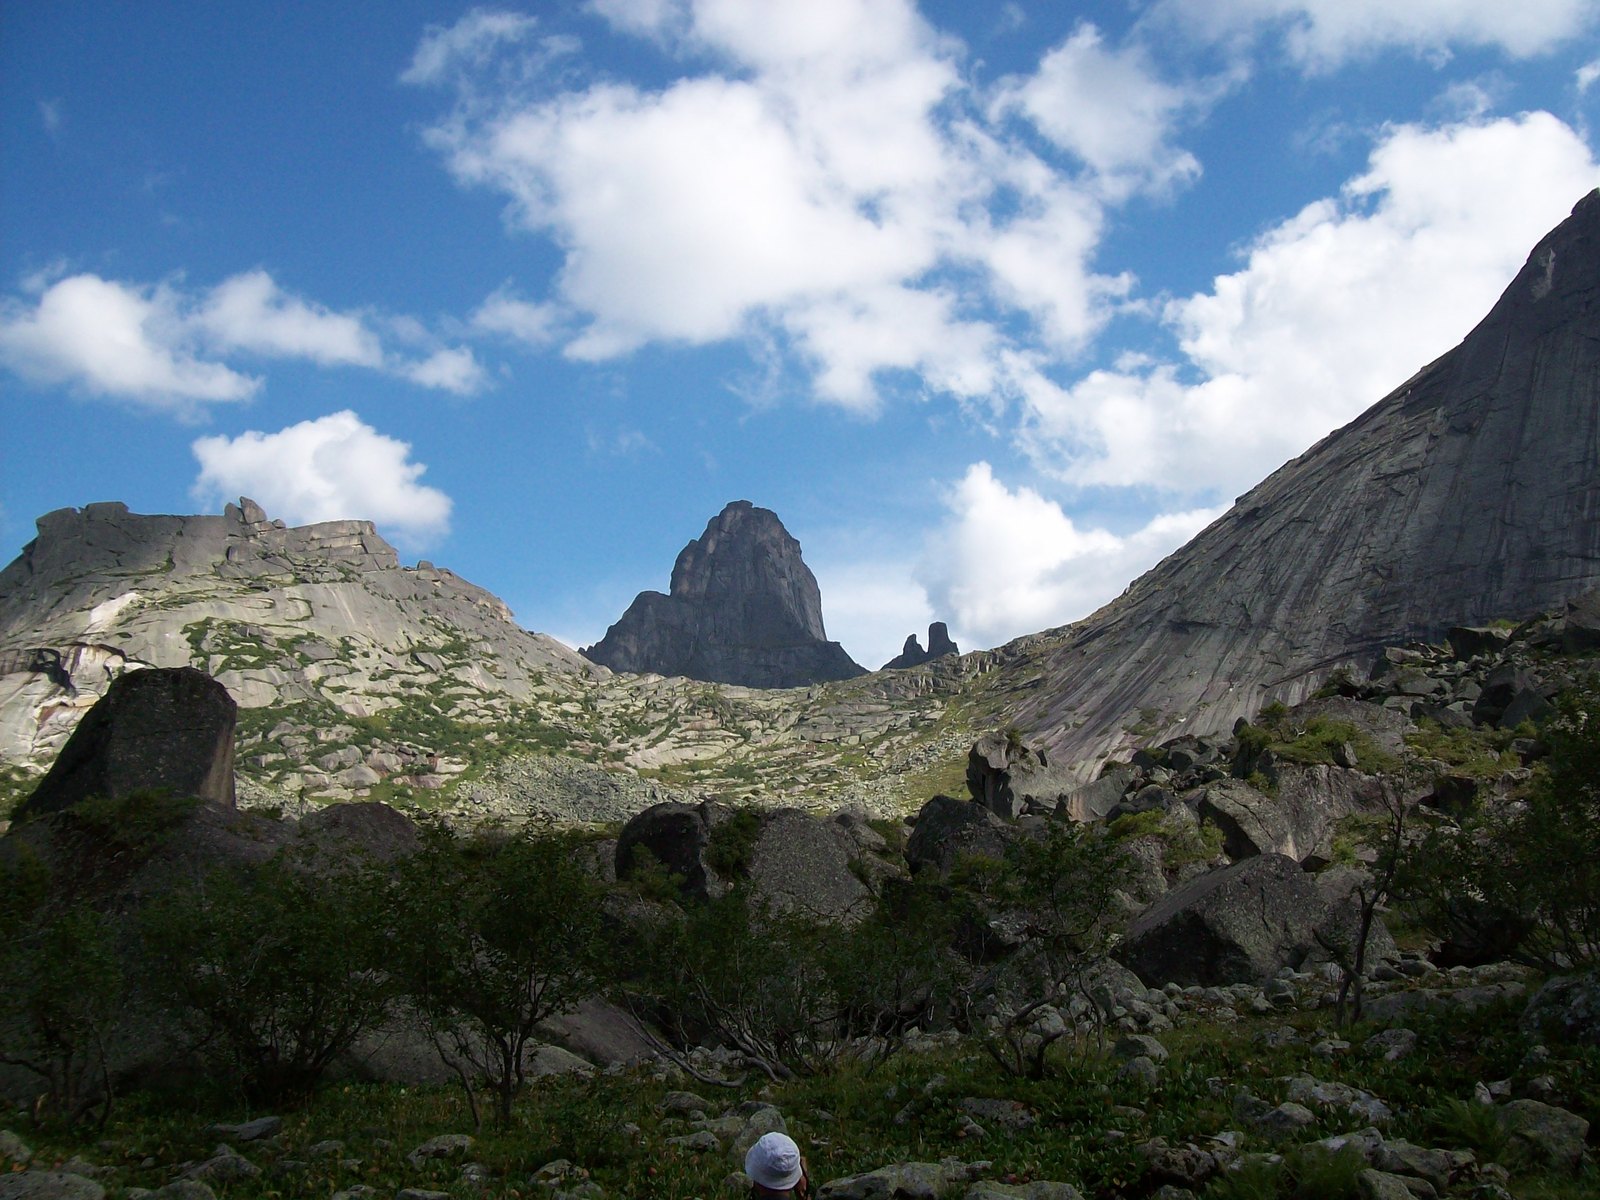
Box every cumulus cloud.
[0,269,488,408]
[1154,0,1600,68]
[191,411,452,548]
[916,463,1222,649]
[401,7,540,85]
[407,0,1168,412]
[195,270,383,366]
[992,23,1206,199]
[0,274,258,411]
[472,287,561,345]
[399,346,488,394]
[1579,58,1600,91]
[811,559,934,671]
[1022,112,1600,501]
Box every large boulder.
[745,808,872,921]
[15,667,236,821]
[966,731,1047,819]
[1198,778,1329,863]
[1119,854,1327,986]
[904,794,1012,877]
[614,800,729,901]
[581,501,864,688]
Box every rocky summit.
[1002,189,1600,775]
[882,621,960,671]
[582,500,864,689]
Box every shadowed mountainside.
[1001,189,1600,773]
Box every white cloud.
[0,274,258,410]
[191,411,452,548]
[1022,112,1600,500]
[812,560,934,671]
[38,99,62,137]
[0,268,492,407]
[992,23,1204,199]
[400,346,488,394]
[1579,58,1600,91]
[917,463,1222,649]
[1155,0,1600,68]
[195,270,383,366]
[401,8,539,85]
[409,1,1143,412]
[472,287,561,345]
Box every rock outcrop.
[582,501,864,689]
[882,622,959,671]
[16,666,236,821]
[1005,190,1600,776]
[0,498,594,805]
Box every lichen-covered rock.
[904,794,1012,877]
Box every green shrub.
[705,807,763,879]
[388,828,609,1128]
[141,857,394,1103]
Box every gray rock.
[614,800,724,900]
[1498,1098,1590,1172]
[1004,191,1600,778]
[882,623,960,671]
[1355,1169,1426,1200]
[406,1134,474,1168]
[1521,970,1600,1045]
[183,1146,259,1184]
[746,808,871,921]
[962,1184,1083,1200]
[1120,854,1328,986]
[203,1116,281,1142]
[905,794,1012,877]
[16,666,236,820]
[817,1158,990,1199]
[0,1175,105,1200]
[582,501,864,688]
[0,1132,31,1165]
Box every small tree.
[1407,680,1600,971]
[957,821,1133,1078]
[142,856,395,1102]
[389,827,608,1129]
[0,852,124,1130]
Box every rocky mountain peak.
[882,622,960,671]
[1006,189,1600,775]
[582,501,864,689]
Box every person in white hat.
[744,1130,809,1197]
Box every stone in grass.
[1252,1103,1316,1139]
[1364,1028,1417,1061]
[1370,1141,1472,1193]
[961,1183,1085,1199]
[815,1158,991,1199]
[1114,1034,1170,1062]
[1497,1099,1590,1173]
[0,1174,105,1200]
[1355,1169,1429,1200]
[0,1132,33,1166]
[203,1116,281,1142]
[406,1134,474,1168]
[1117,1056,1161,1090]
[148,1184,220,1200]
[958,1099,1037,1132]
[183,1146,260,1184]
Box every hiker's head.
[745,1131,807,1197]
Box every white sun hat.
[744,1131,803,1190]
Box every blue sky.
[3,1,1598,670]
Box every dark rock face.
[881,622,960,671]
[582,501,864,689]
[16,666,236,820]
[1007,191,1600,776]
[614,800,726,901]
[1120,854,1327,986]
[904,793,1012,877]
